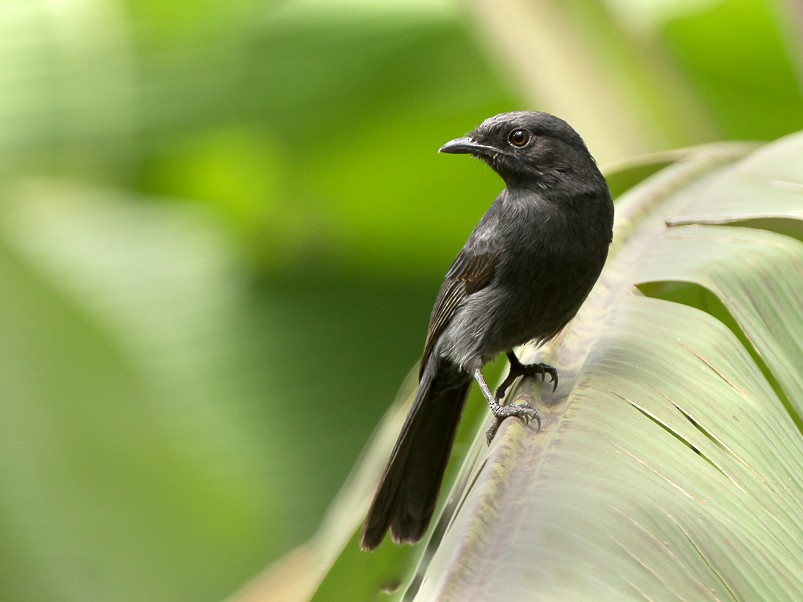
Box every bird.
[360,111,614,551]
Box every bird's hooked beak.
[438,136,500,156]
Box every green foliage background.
[0,0,800,600]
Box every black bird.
[360,111,614,551]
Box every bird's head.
[439,111,600,190]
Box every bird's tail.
[361,359,472,550]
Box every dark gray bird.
[360,111,614,551]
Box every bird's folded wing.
[420,248,500,376]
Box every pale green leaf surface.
[634,132,803,415]
[665,132,803,225]
[396,134,803,600]
[634,226,803,417]
[417,298,801,599]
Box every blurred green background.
[0,0,800,600]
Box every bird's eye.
[508,128,530,147]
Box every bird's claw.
[495,359,559,399]
[544,366,558,392]
[523,363,557,392]
[486,402,541,444]
[492,402,537,420]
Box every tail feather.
[361,359,471,550]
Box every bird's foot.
[486,401,541,443]
[495,352,558,400]
[473,367,543,444]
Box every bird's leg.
[473,368,540,444]
[495,351,558,400]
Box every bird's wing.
[420,247,499,377]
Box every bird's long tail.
[360,359,471,550]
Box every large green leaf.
[245,133,802,600]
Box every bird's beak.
[438,136,498,156]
